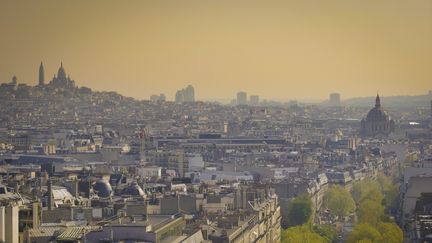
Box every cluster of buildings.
[175,85,195,103]
[235,92,259,106]
[1,62,432,242]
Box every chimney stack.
[47,178,53,210]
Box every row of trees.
[281,194,337,243]
[282,224,336,243]
[281,174,402,243]
[347,176,402,243]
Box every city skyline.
[2,61,431,103]
[1,0,432,100]
[1,2,431,242]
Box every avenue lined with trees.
[281,174,402,243]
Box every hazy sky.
[1,0,431,101]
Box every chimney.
[72,178,78,198]
[32,201,41,228]
[202,227,208,240]
[47,179,53,210]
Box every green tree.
[357,199,385,226]
[356,240,373,243]
[282,225,326,243]
[383,184,399,210]
[351,180,383,205]
[377,174,392,192]
[347,223,382,243]
[313,224,337,243]
[284,194,313,228]
[377,222,403,243]
[347,222,403,243]
[377,174,400,210]
[323,185,356,219]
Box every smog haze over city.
[1,1,432,243]
[1,0,432,101]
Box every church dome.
[366,107,389,122]
[57,62,67,80]
[365,94,389,122]
[122,182,145,197]
[360,93,395,137]
[93,179,113,198]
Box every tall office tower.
[39,62,45,85]
[250,95,259,106]
[175,90,184,103]
[329,93,341,106]
[237,91,247,105]
[184,85,195,102]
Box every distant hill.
[342,94,432,108]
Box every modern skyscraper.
[329,93,341,106]
[250,95,259,106]
[237,91,247,105]
[38,62,44,86]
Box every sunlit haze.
[1,0,431,101]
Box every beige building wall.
[5,205,19,243]
[0,206,5,242]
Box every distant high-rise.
[150,93,166,102]
[184,85,195,102]
[175,90,184,103]
[329,93,341,106]
[237,91,247,105]
[175,85,195,103]
[38,62,45,86]
[430,99,432,118]
[250,95,259,106]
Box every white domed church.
[49,62,75,88]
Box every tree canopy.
[282,225,327,243]
[348,176,403,243]
[313,224,337,243]
[377,222,404,243]
[283,194,313,228]
[377,174,399,210]
[347,223,382,243]
[357,199,385,226]
[323,185,356,219]
[347,222,403,243]
[351,180,383,205]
